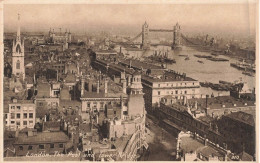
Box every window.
[23,121,27,126]
[87,102,91,108]
[59,144,63,148]
[50,144,54,148]
[114,111,116,114]
[16,121,20,126]
[11,106,15,110]
[193,82,195,85]
[11,121,15,124]
[16,60,20,69]
[19,146,23,150]
[185,91,187,94]
[100,102,104,108]
[29,113,33,118]
[16,114,20,119]
[39,144,44,149]
[24,113,27,118]
[23,107,27,111]
[28,145,33,150]
[158,91,160,95]
[17,106,21,110]
[175,90,178,94]
[29,121,33,126]
[11,113,15,119]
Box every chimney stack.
[206,95,209,108]
[105,78,108,94]
[81,77,85,96]
[127,76,131,86]
[122,79,127,94]
[183,96,187,106]
[97,80,100,93]
[15,127,19,138]
[195,101,198,110]
[120,95,124,119]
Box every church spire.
[17,13,21,41]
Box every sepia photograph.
[1,0,258,162]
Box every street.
[139,115,178,161]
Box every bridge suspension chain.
[127,32,142,43]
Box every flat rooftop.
[14,131,69,145]
[97,59,197,83]
[184,95,255,110]
[120,58,162,70]
[180,136,224,160]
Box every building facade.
[5,98,36,131]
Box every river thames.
[144,45,256,96]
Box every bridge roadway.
[149,29,174,32]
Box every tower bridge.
[122,21,183,50]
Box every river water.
[143,45,256,96]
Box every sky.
[3,3,257,37]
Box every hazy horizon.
[4,3,257,38]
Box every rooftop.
[185,96,255,110]
[225,111,255,126]
[14,131,69,145]
[180,136,224,160]
[120,58,162,70]
[81,79,127,99]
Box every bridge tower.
[141,21,150,50]
[172,22,182,50]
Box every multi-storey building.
[91,58,200,112]
[5,98,36,131]
[13,129,69,156]
[157,93,255,156]
[48,28,72,44]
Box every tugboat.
[211,52,219,56]
[149,49,176,64]
[197,60,204,64]
[185,57,190,60]
[242,71,254,77]
[242,68,255,77]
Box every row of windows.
[19,143,64,150]
[165,108,207,131]
[158,90,188,95]
[157,82,195,88]
[10,120,33,126]
[10,106,34,110]
[10,113,34,119]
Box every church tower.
[12,14,25,80]
[130,71,143,95]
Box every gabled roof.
[226,111,255,126]
[238,151,253,161]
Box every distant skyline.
[4,3,257,37]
